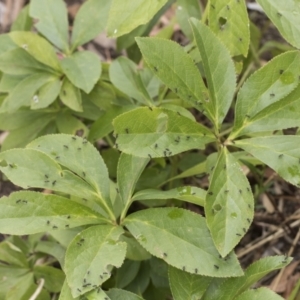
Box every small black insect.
[245,114,251,118]
[247,218,251,223]
[77,147,82,151]
[72,136,76,141]
[77,242,82,246]
[83,278,86,283]
[277,12,282,17]
[182,266,186,271]
[116,188,119,193]
[154,66,158,72]
[82,283,91,287]
[63,145,68,149]
[55,156,60,159]
[155,144,158,148]
[223,165,226,170]
[125,128,129,134]
[226,4,230,10]
[192,192,196,195]
[22,200,27,203]
[16,199,21,203]
[174,88,178,93]
[80,238,85,243]
[225,190,229,193]
[278,154,283,158]
[65,224,69,228]
[247,187,250,192]
[236,233,241,236]
[186,136,190,140]
[239,37,243,42]
[211,4,215,9]
[100,275,103,279]
[9,164,14,168]
[169,152,172,155]
[279,69,284,74]
[195,268,198,274]
[67,215,71,219]
[45,174,49,178]
[103,272,108,275]
[239,189,242,194]
[148,106,153,111]
[248,204,251,209]
[82,172,86,177]
[52,180,56,186]
[243,228,246,233]
[52,225,58,229]
[208,191,213,195]
[47,220,50,225]
[163,253,167,257]
[270,93,275,97]
[148,154,152,159]
[214,265,219,270]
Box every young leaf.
[115,260,140,289]
[205,147,254,257]
[29,0,69,53]
[60,51,102,93]
[64,225,126,298]
[71,0,111,50]
[135,37,210,117]
[190,18,236,129]
[256,0,300,49]
[0,48,55,75]
[106,288,145,300]
[208,0,250,57]
[107,0,168,37]
[28,134,113,213]
[235,136,300,187]
[124,208,243,277]
[109,56,151,104]
[132,186,206,207]
[0,241,28,267]
[9,31,62,72]
[113,107,215,158]
[11,5,33,32]
[169,265,211,300]
[30,78,62,109]
[231,51,300,138]
[235,287,284,300]
[59,78,83,112]
[117,153,149,207]
[0,73,54,113]
[0,191,105,235]
[203,255,292,300]
[120,235,151,261]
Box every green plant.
[1,0,300,299]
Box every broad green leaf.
[59,78,83,112]
[0,73,54,113]
[256,0,300,49]
[136,37,209,115]
[115,260,140,289]
[117,153,149,207]
[5,273,33,300]
[106,288,145,300]
[29,0,69,53]
[169,265,211,300]
[0,241,28,267]
[208,0,250,57]
[65,225,126,298]
[205,147,254,257]
[120,235,151,261]
[109,57,151,104]
[71,0,111,50]
[231,51,300,138]
[0,34,18,55]
[235,287,284,300]
[0,113,54,151]
[126,261,151,294]
[107,0,168,37]
[235,136,300,187]
[0,148,108,216]
[35,241,66,266]
[176,0,202,40]
[0,48,55,75]
[9,31,62,72]
[113,107,215,158]
[190,18,236,129]
[0,74,27,93]
[132,186,206,207]
[0,191,104,235]
[88,105,135,142]
[34,266,65,293]
[11,5,33,31]
[202,255,292,300]
[28,134,112,211]
[31,78,61,109]
[56,112,89,136]
[61,51,101,93]
[124,208,243,277]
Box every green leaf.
[106,288,145,300]
[256,0,300,49]
[0,74,27,93]
[117,153,149,207]
[190,18,236,128]
[115,260,140,289]
[34,266,65,293]
[113,107,215,158]
[0,191,104,235]
[56,112,89,136]
[88,105,135,142]
[124,208,243,277]
[28,134,112,211]
[0,34,18,55]
[235,136,300,187]
[136,37,209,114]
[71,0,111,50]
[202,255,292,300]
[132,186,206,207]
[0,48,55,75]
[208,0,250,57]
[31,78,61,109]
[61,51,102,93]
[0,73,54,113]
[64,225,126,298]
[11,5,33,31]
[29,0,69,53]
[9,31,62,72]
[168,265,211,300]
[35,241,66,266]
[231,51,300,138]
[205,147,254,257]
[107,0,168,37]
[235,287,284,300]
[109,57,151,104]
[0,241,28,267]
[0,148,108,216]
[59,78,83,112]
[176,0,202,40]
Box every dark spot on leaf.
[214,265,219,269]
